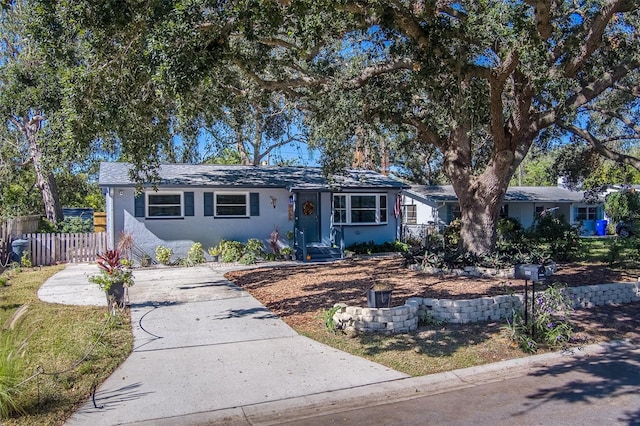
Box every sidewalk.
[39,263,636,425]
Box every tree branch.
[583,106,640,135]
[534,60,639,130]
[345,58,414,88]
[561,123,640,170]
[564,0,636,77]
[489,50,520,146]
[524,0,554,39]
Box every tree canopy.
[22,0,640,252]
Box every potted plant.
[285,230,295,242]
[88,249,134,311]
[140,254,152,267]
[208,246,220,262]
[280,246,294,261]
[366,282,393,308]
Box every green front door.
[297,192,320,243]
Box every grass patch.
[0,266,133,425]
[298,322,526,377]
[576,237,640,266]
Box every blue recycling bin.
[595,220,608,236]
[11,238,30,263]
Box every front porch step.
[297,244,342,261]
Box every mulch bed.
[225,256,640,334]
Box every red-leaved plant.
[96,250,122,275]
[89,249,134,291]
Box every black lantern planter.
[366,288,393,308]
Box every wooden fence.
[2,215,42,264]
[19,232,108,265]
[93,212,107,233]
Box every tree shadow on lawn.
[356,321,511,360]
[549,262,640,286]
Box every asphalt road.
[279,342,640,426]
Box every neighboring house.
[99,163,407,260]
[402,185,605,238]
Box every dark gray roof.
[99,162,407,190]
[408,185,595,203]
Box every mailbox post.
[514,264,547,333]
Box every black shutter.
[250,193,260,216]
[204,192,213,216]
[134,193,145,217]
[184,192,194,216]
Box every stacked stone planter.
[332,301,420,334]
[333,281,640,334]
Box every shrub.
[239,252,257,265]
[346,240,409,255]
[504,284,574,353]
[419,245,552,271]
[604,189,640,223]
[497,217,523,242]
[56,216,93,233]
[20,252,31,268]
[318,305,342,334]
[443,219,462,247]
[219,240,245,263]
[155,246,173,265]
[245,238,265,256]
[527,214,581,261]
[187,242,205,265]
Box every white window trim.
[146,192,183,218]
[333,193,388,225]
[403,204,417,225]
[575,205,599,221]
[214,191,249,218]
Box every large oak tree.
[33,0,640,253]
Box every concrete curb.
[232,340,635,425]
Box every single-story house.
[99,162,408,261]
[402,185,605,238]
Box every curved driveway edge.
[41,263,639,425]
[47,264,408,425]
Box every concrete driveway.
[43,264,408,425]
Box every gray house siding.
[109,186,294,258]
[100,163,408,259]
[403,185,605,236]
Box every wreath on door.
[302,201,315,216]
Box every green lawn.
[576,236,640,266]
[0,266,133,425]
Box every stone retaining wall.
[333,281,640,334]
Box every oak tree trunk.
[441,124,526,255]
[24,116,63,224]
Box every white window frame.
[215,192,249,217]
[146,192,183,218]
[403,204,417,225]
[332,193,388,225]
[576,206,598,221]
